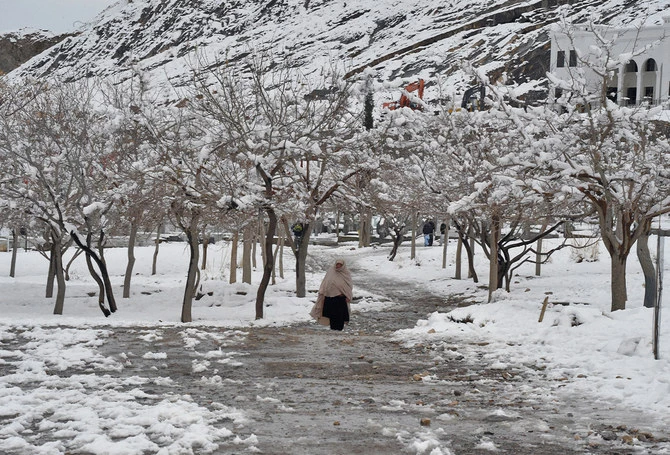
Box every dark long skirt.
[322,295,349,331]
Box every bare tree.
[0,79,117,316]
[188,54,370,312]
[100,74,168,299]
[539,24,670,311]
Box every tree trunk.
[255,209,278,319]
[295,223,312,298]
[152,224,161,276]
[230,231,239,284]
[488,211,501,302]
[271,223,283,284]
[9,228,18,278]
[610,254,628,311]
[335,211,341,242]
[468,226,475,279]
[535,220,549,276]
[358,211,371,248]
[123,222,138,298]
[71,231,113,316]
[271,241,280,285]
[64,248,84,281]
[86,233,105,305]
[278,229,284,279]
[637,228,656,309]
[388,228,404,261]
[498,242,510,292]
[252,230,257,270]
[259,213,267,268]
[535,237,544,277]
[458,228,478,283]
[455,236,463,279]
[86,251,108,315]
[181,224,200,323]
[411,211,417,260]
[97,232,116,313]
[242,227,252,284]
[201,229,209,271]
[46,243,56,298]
[97,229,106,265]
[441,216,449,269]
[51,234,66,315]
[93,229,117,313]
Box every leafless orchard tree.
[188,54,371,315]
[0,78,117,316]
[539,24,670,312]
[363,110,435,261]
[99,74,171,299]
[143,98,246,322]
[375,97,569,299]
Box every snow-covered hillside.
[7,0,670,101]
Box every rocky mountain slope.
[0,29,70,75]
[5,0,670,103]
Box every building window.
[645,59,657,71]
[569,50,577,67]
[625,60,638,72]
[557,51,565,68]
[645,86,654,101]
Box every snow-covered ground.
[0,232,669,453]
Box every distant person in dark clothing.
[439,221,447,246]
[422,219,435,246]
[310,258,353,331]
[291,221,304,250]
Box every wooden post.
[538,296,549,322]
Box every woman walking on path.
[310,258,353,330]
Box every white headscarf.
[318,258,353,301]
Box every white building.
[550,19,670,106]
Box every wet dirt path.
[2,253,669,454]
[99,255,670,454]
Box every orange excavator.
[382,79,425,111]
